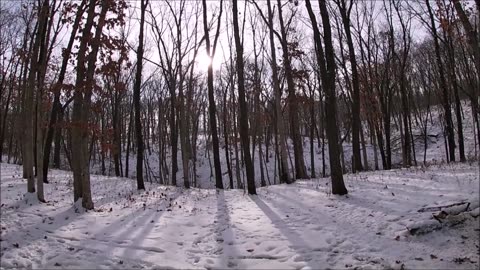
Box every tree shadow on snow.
[1,203,89,250]
[86,189,184,258]
[289,181,432,217]
[1,185,183,267]
[33,189,184,269]
[250,195,316,269]
[214,190,239,268]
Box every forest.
[0,0,479,269]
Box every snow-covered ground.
[1,162,479,269]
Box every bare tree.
[305,0,348,195]
[202,0,224,189]
[232,0,256,195]
[22,2,42,193]
[425,0,456,162]
[133,0,148,190]
[334,0,363,172]
[43,0,86,183]
[71,0,112,209]
[267,0,291,184]
[275,0,308,180]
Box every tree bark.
[232,0,256,195]
[202,0,224,189]
[133,0,147,190]
[71,0,108,209]
[305,0,348,194]
[35,0,51,202]
[23,9,42,193]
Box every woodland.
[0,0,479,268]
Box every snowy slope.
[1,162,479,269]
[81,101,478,190]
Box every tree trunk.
[35,0,51,202]
[125,102,133,178]
[453,0,480,92]
[276,0,307,180]
[169,82,178,186]
[71,0,108,209]
[305,0,347,194]
[202,0,224,189]
[43,0,85,183]
[223,87,234,188]
[23,11,42,193]
[113,93,121,176]
[133,0,147,190]
[53,110,62,168]
[232,0,256,195]
[0,69,15,163]
[266,0,291,184]
[445,35,466,162]
[360,122,369,170]
[426,0,456,162]
[310,98,316,178]
[336,0,363,172]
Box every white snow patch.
[1,162,479,269]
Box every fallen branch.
[417,201,468,213]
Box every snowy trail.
[1,163,479,269]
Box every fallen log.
[408,200,479,236]
[407,215,466,235]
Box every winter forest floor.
[0,162,479,269]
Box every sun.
[197,53,213,72]
[196,51,222,72]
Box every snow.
[1,162,479,269]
